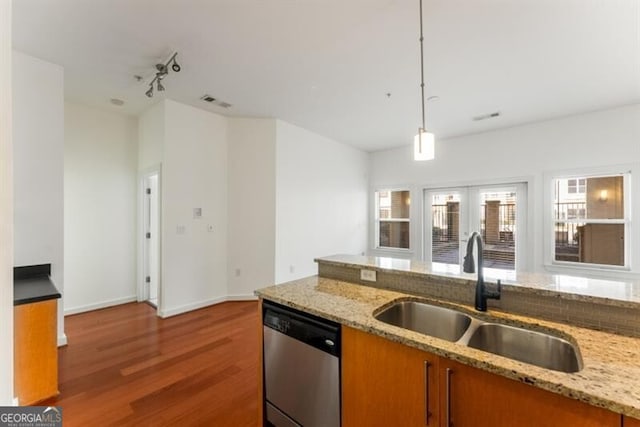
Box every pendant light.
[414,0,435,161]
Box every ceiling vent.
[200,94,232,109]
[472,111,501,121]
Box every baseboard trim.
[159,296,227,318]
[57,333,68,347]
[62,294,258,320]
[64,295,137,316]
[226,294,258,301]
[159,295,258,318]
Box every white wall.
[64,102,138,314]
[138,101,165,171]
[370,104,640,276]
[0,0,14,405]
[12,51,65,344]
[160,100,228,316]
[275,120,369,283]
[227,118,276,297]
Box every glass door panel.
[431,193,461,264]
[478,190,517,270]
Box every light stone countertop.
[256,276,640,419]
[316,254,640,308]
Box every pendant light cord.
[419,0,426,133]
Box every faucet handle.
[487,279,501,300]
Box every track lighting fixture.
[143,52,181,98]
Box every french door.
[424,183,527,273]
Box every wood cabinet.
[14,299,59,405]
[343,327,620,427]
[439,358,619,427]
[625,416,640,427]
[342,326,439,426]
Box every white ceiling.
[12,0,640,152]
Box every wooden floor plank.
[42,301,260,426]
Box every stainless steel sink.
[466,323,583,373]
[374,301,473,342]
[374,299,584,373]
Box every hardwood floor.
[42,301,260,426]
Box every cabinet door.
[625,416,640,427]
[439,358,619,427]
[342,326,439,427]
[14,299,58,405]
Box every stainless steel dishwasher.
[263,300,341,427]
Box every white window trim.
[543,164,636,277]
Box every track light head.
[171,60,181,72]
[145,86,154,98]
[157,80,165,91]
[155,63,168,74]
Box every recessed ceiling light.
[110,98,125,106]
[200,94,216,103]
[427,95,440,102]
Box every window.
[376,190,410,249]
[567,178,586,194]
[552,173,629,268]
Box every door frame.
[137,164,162,314]
[423,180,530,273]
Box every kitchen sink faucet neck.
[463,231,501,311]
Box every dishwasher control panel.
[263,301,341,357]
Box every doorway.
[141,168,161,309]
[424,183,527,275]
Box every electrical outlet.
[360,269,376,282]
[207,225,214,232]
[235,268,241,277]
[289,265,295,274]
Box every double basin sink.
[375,300,582,373]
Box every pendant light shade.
[414,129,434,161]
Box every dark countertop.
[14,264,61,306]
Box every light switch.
[193,208,202,219]
[176,225,186,235]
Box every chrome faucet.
[463,231,501,311]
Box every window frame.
[545,165,633,273]
[374,188,412,252]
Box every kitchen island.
[256,255,640,425]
